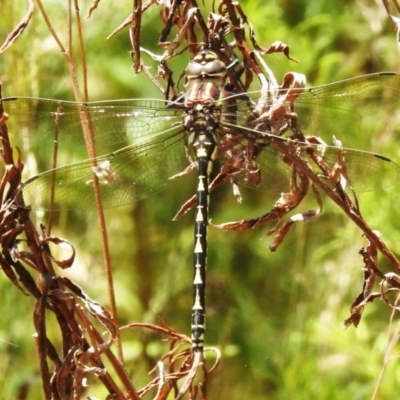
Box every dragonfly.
[2,50,400,353]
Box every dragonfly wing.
[3,97,181,170]
[222,73,400,193]
[21,125,188,210]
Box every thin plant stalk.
[35,0,124,363]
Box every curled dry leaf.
[264,41,299,62]
[380,272,400,310]
[269,182,322,251]
[41,236,76,269]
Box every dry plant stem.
[47,107,61,233]
[0,97,53,400]
[381,0,391,13]
[34,296,52,400]
[370,302,400,400]
[0,0,34,53]
[76,309,140,399]
[73,0,89,100]
[175,351,202,400]
[190,0,208,39]
[73,307,138,400]
[273,140,400,272]
[121,322,216,399]
[34,332,52,400]
[35,0,124,363]
[122,322,191,344]
[132,0,142,73]
[106,0,153,40]
[23,227,63,398]
[381,0,400,15]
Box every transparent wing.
[6,72,400,211]
[253,143,400,192]
[3,97,182,156]
[220,72,400,192]
[2,97,189,210]
[21,126,188,210]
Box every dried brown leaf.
[0,0,34,53]
[87,0,101,18]
[343,240,382,329]
[41,236,76,269]
[264,41,298,62]
[59,277,118,338]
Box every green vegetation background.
[1,0,400,399]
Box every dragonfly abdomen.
[184,50,228,353]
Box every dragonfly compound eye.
[185,50,227,79]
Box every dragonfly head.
[185,50,227,79]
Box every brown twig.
[0,0,35,53]
[36,0,125,365]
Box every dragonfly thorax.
[183,50,229,161]
[184,50,228,107]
